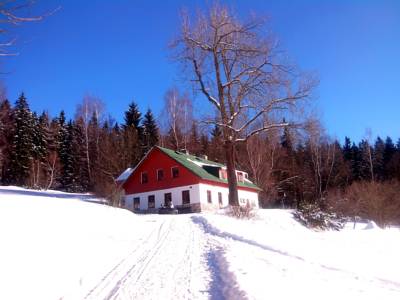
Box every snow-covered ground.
[1,186,399,300]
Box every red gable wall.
[123,148,201,194]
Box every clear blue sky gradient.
[1,0,399,143]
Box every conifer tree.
[200,134,209,156]
[31,112,49,187]
[209,125,224,162]
[383,136,396,179]
[124,101,143,139]
[0,99,13,182]
[373,136,385,181]
[72,118,90,192]
[188,122,201,156]
[142,109,159,153]
[7,93,35,186]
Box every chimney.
[180,148,189,155]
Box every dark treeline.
[0,94,160,200]
[0,93,399,222]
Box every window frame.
[182,190,190,205]
[207,190,212,203]
[157,169,164,181]
[148,195,155,209]
[164,192,172,207]
[141,171,148,184]
[133,197,140,209]
[171,166,179,178]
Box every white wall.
[198,183,259,209]
[124,183,259,211]
[124,184,201,210]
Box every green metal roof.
[156,146,261,190]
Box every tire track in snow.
[84,218,169,300]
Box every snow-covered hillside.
[1,186,399,300]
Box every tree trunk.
[225,140,239,206]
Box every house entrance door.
[164,193,172,207]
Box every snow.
[116,168,133,182]
[1,186,399,300]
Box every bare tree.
[161,87,193,150]
[75,94,105,182]
[0,1,58,57]
[173,3,316,205]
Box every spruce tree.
[7,93,35,186]
[123,101,143,139]
[0,99,14,183]
[373,136,385,181]
[384,136,396,179]
[209,125,225,162]
[31,112,49,187]
[142,109,159,153]
[188,122,201,156]
[57,111,70,189]
[72,118,90,192]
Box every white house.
[118,146,260,212]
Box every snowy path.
[1,187,399,300]
[82,215,239,300]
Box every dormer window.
[220,169,227,180]
[172,167,179,178]
[237,172,244,182]
[141,172,148,184]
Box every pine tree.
[383,136,396,179]
[31,112,49,188]
[142,109,159,153]
[350,142,361,180]
[373,136,385,181]
[188,122,201,156]
[72,118,90,192]
[0,99,14,183]
[343,137,352,161]
[57,111,70,189]
[7,93,35,186]
[200,134,209,156]
[123,101,143,139]
[209,125,224,162]
[88,111,100,187]
[281,123,293,152]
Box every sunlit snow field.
[0,186,399,300]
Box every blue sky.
[1,0,399,143]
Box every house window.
[172,167,179,178]
[207,190,212,203]
[157,169,164,181]
[164,192,172,207]
[218,192,222,207]
[148,195,155,209]
[220,169,227,180]
[141,172,148,184]
[121,197,126,207]
[133,197,140,209]
[237,172,243,182]
[182,190,190,205]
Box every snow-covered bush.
[293,204,346,230]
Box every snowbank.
[201,209,400,300]
[0,186,136,300]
